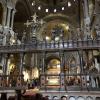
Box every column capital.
[7,6,13,10]
[12,8,16,13]
[7,1,15,9]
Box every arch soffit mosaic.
[37,14,77,41]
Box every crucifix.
[31,13,38,23]
[24,20,32,27]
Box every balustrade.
[0,75,26,89]
[40,73,100,91]
[0,39,99,53]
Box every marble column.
[19,53,24,85]
[40,52,46,90]
[42,52,45,74]
[60,52,65,90]
[83,0,89,18]
[78,50,84,73]
[11,9,16,29]
[94,58,100,72]
[78,50,86,89]
[2,54,8,75]
[91,76,96,88]
[19,53,24,75]
[60,52,64,73]
[1,54,8,86]
[2,7,7,26]
[83,0,90,38]
[6,7,12,28]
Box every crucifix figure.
[24,20,32,27]
[31,13,38,23]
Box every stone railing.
[0,39,100,53]
[0,75,26,90]
[40,73,100,91]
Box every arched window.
[86,96,93,100]
[0,3,3,24]
[53,96,59,100]
[77,96,84,100]
[61,96,67,100]
[69,96,76,100]
[46,58,60,86]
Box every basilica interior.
[0,0,100,100]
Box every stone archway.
[86,96,93,100]
[69,96,76,100]
[61,96,67,100]
[0,3,3,24]
[77,96,85,100]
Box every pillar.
[78,50,84,73]
[60,51,64,73]
[19,53,24,84]
[83,0,90,38]
[2,54,8,87]
[42,52,45,74]
[16,90,21,100]
[2,7,7,26]
[6,6,12,28]
[11,9,16,29]
[94,58,100,72]
[83,0,89,18]
[78,50,85,89]
[60,51,65,91]
[2,54,8,75]
[40,52,46,90]
[90,76,95,88]
[0,93,7,100]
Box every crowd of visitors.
[22,93,49,100]
[0,93,49,100]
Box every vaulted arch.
[15,0,31,22]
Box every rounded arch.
[45,55,60,65]
[77,96,85,100]
[69,96,76,100]
[0,2,3,24]
[61,96,67,100]
[45,55,61,75]
[52,96,59,100]
[43,13,76,26]
[86,96,93,100]
[37,13,77,41]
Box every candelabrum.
[24,13,45,42]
